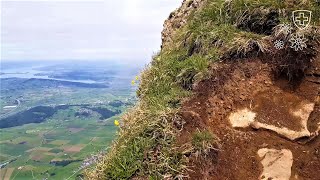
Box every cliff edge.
[87,0,320,179]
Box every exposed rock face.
[228,96,316,141]
[182,56,320,179]
[229,108,256,128]
[161,0,205,48]
[257,148,293,180]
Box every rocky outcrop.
[161,0,205,48]
[257,148,293,180]
[229,97,317,141]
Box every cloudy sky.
[0,0,181,62]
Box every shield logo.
[292,10,312,30]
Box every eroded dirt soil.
[179,55,320,179]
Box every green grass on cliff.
[86,0,319,179]
[86,47,210,180]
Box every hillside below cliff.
[87,0,320,179]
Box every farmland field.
[0,61,141,179]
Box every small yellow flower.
[114,120,120,126]
[131,80,135,85]
[135,75,139,81]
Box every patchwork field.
[0,112,120,179]
[0,62,140,179]
[0,168,15,180]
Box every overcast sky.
[0,0,181,62]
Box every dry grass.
[191,130,220,159]
[85,105,188,179]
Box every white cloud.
[1,0,182,62]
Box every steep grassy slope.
[87,0,320,179]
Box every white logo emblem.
[274,40,284,50]
[292,10,312,30]
[289,33,308,51]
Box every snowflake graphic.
[275,23,293,36]
[279,23,293,35]
[289,33,308,51]
[274,39,285,50]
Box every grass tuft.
[191,130,220,158]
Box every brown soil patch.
[0,169,6,179]
[179,56,320,179]
[63,144,86,153]
[30,154,44,161]
[253,90,312,132]
[3,168,14,180]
